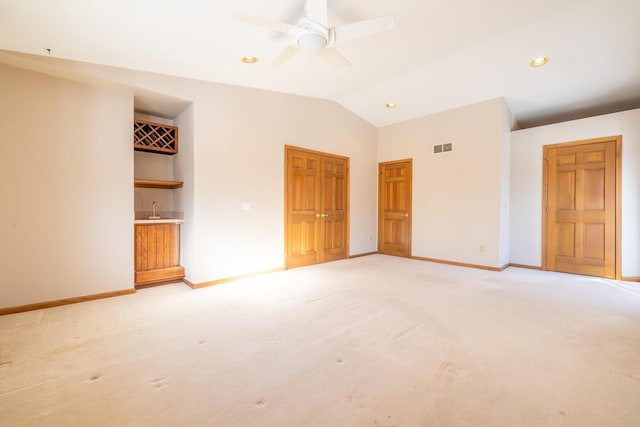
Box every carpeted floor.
[1,254,640,426]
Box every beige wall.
[0,59,378,305]
[510,108,640,277]
[0,63,134,308]
[9,60,378,285]
[2,54,637,310]
[95,73,379,283]
[186,85,378,283]
[378,98,510,268]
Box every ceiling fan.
[231,0,395,67]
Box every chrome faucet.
[149,201,160,219]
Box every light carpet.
[1,254,640,426]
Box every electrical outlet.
[479,244,485,252]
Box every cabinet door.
[135,224,180,271]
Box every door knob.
[315,213,322,218]
[403,213,409,218]
[322,213,329,218]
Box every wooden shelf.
[134,179,183,189]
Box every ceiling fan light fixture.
[296,32,327,52]
[530,56,548,67]
[241,56,258,64]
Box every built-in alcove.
[132,86,192,218]
[133,92,194,287]
[134,113,178,218]
[133,111,187,286]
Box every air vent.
[433,142,454,155]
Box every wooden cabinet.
[134,120,178,155]
[134,223,185,286]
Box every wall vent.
[433,142,453,154]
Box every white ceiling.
[1,0,639,128]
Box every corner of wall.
[173,103,196,281]
[499,100,512,267]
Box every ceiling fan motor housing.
[292,18,329,51]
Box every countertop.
[134,218,184,225]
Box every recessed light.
[242,56,258,64]
[530,56,548,67]
[386,103,397,109]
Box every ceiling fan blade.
[230,14,296,34]
[273,45,301,67]
[305,0,328,26]
[333,14,394,44]
[315,48,351,68]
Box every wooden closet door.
[285,146,349,268]
[322,156,348,262]
[286,149,322,268]
[378,159,412,257]
[545,139,618,278]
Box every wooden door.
[322,156,348,262]
[378,159,412,257]
[544,137,620,278]
[286,149,322,268]
[285,146,349,268]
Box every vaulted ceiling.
[1,0,639,128]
